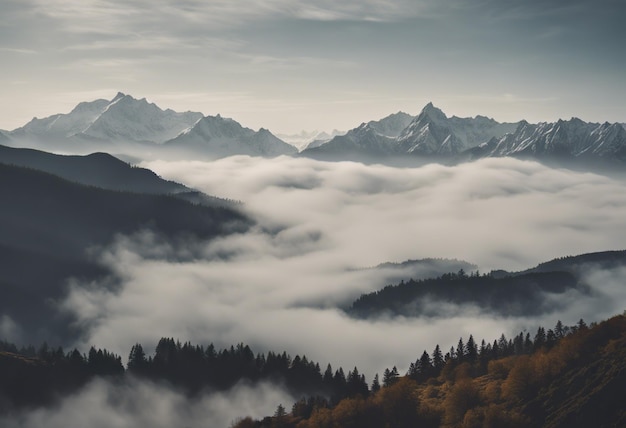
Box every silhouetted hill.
[364,258,477,285]
[347,250,626,319]
[0,144,184,192]
[0,163,251,342]
[522,250,626,274]
[0,144,239,208]
[348,270,586,318]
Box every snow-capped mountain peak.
[9,92,203,145]
[163,115,297,159]
[418,102,448,124]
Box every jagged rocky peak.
[418,102,448,123]
[112,91,127,102]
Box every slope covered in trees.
[348,270,587,318]
[0,338,365,412]
[348,250,626,319]
[233,314,626,428]
[2,314,623,428]
[0,163,251,342]
[0,144,236,208]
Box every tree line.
[233,313,626,428]
[348,269,582,318]
[0,317,590,416]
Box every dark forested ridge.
[0,338,365,412]
[0,144,235,207]
[517,249,626,275]
[347,250,626,319]
[0,163,251,342]
[348,270,586,318]
[0,144,185,194]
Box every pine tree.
[465,335,477,362]
[418,350,433,380]
[456,338,465,362]
[534,327,546,350]
[127,343,147,372]
[371,373,381,393]
[432,344,445,372]
[382,366,399,387]
[554,320,565,339]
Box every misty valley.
[1,94,626,428]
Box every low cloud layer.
[0,156,611,426]
[52,157,626,383]
[0,378,292,428]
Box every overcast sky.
[1,0,625,133]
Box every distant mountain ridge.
[466,118,626,162]
[301,103,626,166]
[301,103,520,161]
[164,114,297,159]
[4,94,625,164]
[276,129,345,151]
[10,92,203,144]
[6,93,296,159]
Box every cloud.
[51,156,626,384]
[27,0,426,33]
[0,315,22,342]
[0,377,293,428]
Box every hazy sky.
[1,0,625,134]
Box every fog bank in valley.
[1,156,619,426]
[53,157,626,380]
[0,378,292,428]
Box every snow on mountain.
[163,114,297,159]
[78,92,203,143]
[300,111,414,159]
[300,123,397,160]
[10,98,110,140]
[396,103,465,155]
[275,130,344,151]
[474,118,626,161]
[0,130,9,143]
[301,104,517,159]
[366,112,414,138]
[9,93,202,146]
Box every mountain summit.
[10,93,202,145]
[301,103,519,160]
[163,114,297,159]
[6,93,296,159]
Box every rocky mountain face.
[302,103,626,166]
[469,118,626,162]
[163,114,297,159]
[10,93,202,144]
[301,103,520,160]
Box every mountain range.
[3,93,626,166]
[162,114,297,159]
[301,103,626,166]
[275,129,345,151]
[5,93,297,159]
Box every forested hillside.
[2,314,624,427]
[232,313,626,428]
[348,250,626,319]
[0,163,251,342]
